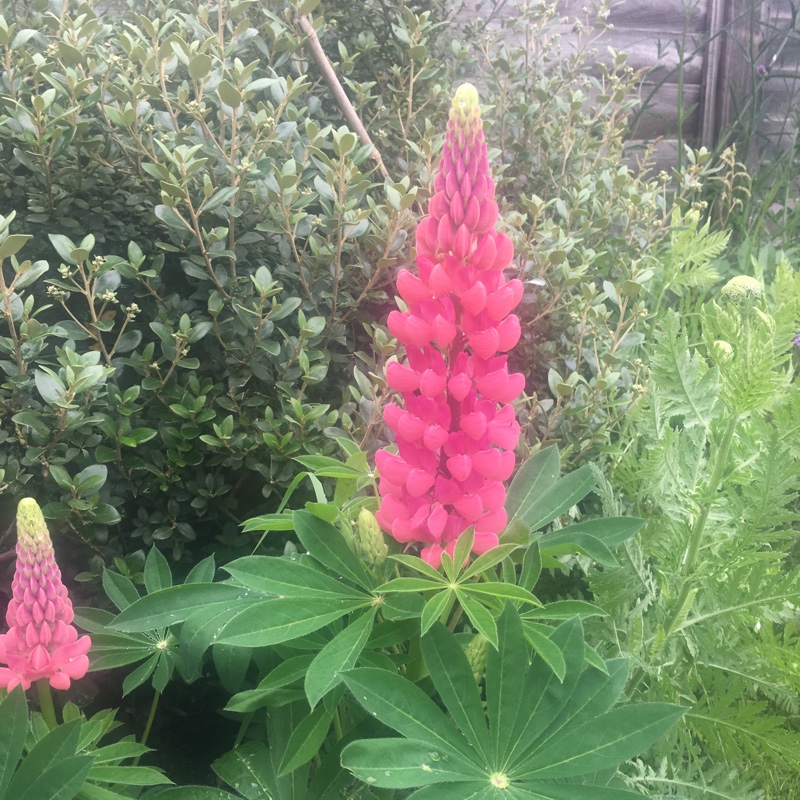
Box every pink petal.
[446,454,472,482]
[460,412,488,441]
[428,263,453,297]
[448,372,472,402]
[461,281,487,315]
[406,469,436,497]
[454,494,484,522]
[472,531,500,554]
[386,362,420,393]
[469,328,500,359]
[420,545,443,569]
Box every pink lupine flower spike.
[0,498,91,692]
[376,84,525,568]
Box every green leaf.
[377,578,444,593]
[88,765,172,785]
[523,600,607,620]
[148,790,239,800]
[551,517,644,547]
[216,597,368,647]
[517,785,647,800]
[213,741,276,800]
[420,590,451,636]
[522,623,566,681]
[122,653,159,695]
[102,570,140,612]
[422,623,490,760]
[154,205,187,231]
[48,465,73,491]
[181,601,260,679]
[513,703,685,779]
[241,514,294,533]
[35,369,67,405]
[342,668,479,762]
[48,233,79,264]
[413,786,503,799]
[651,310,720,429]
[340,738,482,789]
[460,545,519,581]
[111,584,243,631]
[213,645,251,694]
[277,704,333,775]
[14,260,48,289]
[0,234,32,260]
[202,187,238,214]
[185,555,216,583]
[539,532,618,566]
[294,455,365,478]
[224,556,365,600]
[485,604,527,762]
[506,617,586,766]
[390,555,445,581]
[535,658,630,753]
[305,608,376,707]
[293,510,374,590]
[457,592,498,648]
[506,447,561,520]
[462,583,540,606]
[225,656,314,713]
[217,79,242,107]
[143,547,173,594]
[514,466,596,531]
[0,687,27,797]
[7,720,87,800]
[188,52,212,81]
[519,542,542,592]
[14,754,94,800]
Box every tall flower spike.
[0,499,91,691]
[376,84,525,569]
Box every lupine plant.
[0,499,170,799]
[79,85,683,800]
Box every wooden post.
[701,0,761,148]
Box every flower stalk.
[375,84,524,568]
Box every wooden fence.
[452,0,800,168]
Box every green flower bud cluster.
[465,632,489,684]
[356,509,388,567]
[721,275,763,306]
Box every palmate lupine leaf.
[341,605,683,797]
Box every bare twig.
[296,14,390,180]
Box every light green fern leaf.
[650,311,721,430]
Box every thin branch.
[296,14,390,180]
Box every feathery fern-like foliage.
[587,261,800,798]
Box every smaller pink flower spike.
[0,498,91,692]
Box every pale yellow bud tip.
[17,497,49,545]
[451,83,481,124]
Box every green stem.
[447,604,464,632]
[332,708,344,741]
[133,690,160,766]
[629,413,739,692]
[233,710,254,749]
[36,679,57,730]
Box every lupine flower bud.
[375,84,525,569]
[0,499,91,691]
[465,632,489,684]
[356,508,389,567]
